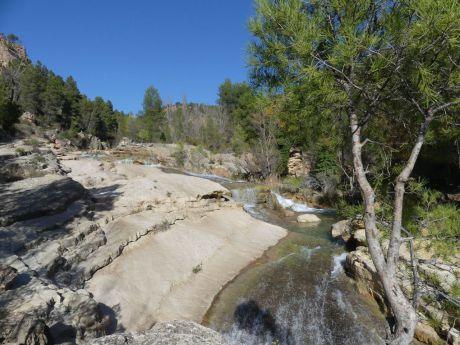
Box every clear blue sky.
[0,0,255,113]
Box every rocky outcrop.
[331,218,367,247]
[287,147,311,177]
[0,174,85,226]
[110,142,249,179]
[332,219,460,345]
[89,320,228,345]
[0,34,28,67]
[0,144,66,183]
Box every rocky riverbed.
[0,139,286,344]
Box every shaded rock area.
[331,219,460,345]
[89,320,228,345]
[0,175,85,226]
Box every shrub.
[173,142,187,167]
[15,147,26,156]
[24,138,40,147]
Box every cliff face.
[0,34,28,67]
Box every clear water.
[203,186,386,345]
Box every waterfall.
[330,253,347,278]
[232,188,258,206]
[271,192,324,213]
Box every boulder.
[353,229,367,246]
[414,322,443,345]
[20,112,37,124]
[116,137,132,148]
[89,320,228,345]
[89,136,103,150]
[331,220,351,241]
[297,214,321,223]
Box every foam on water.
[300,245,321,260]
[330,252,347,278]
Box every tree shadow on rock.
[234,300,295,345]
[98,303,125,335]
[89,184,123,213]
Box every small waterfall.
[232,188,258,206]
[272,192,323,213]
[330,252,347,278]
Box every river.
[202,183,387,345]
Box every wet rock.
[297,214,321,223]
[89,320,228,345]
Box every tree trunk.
[349,112,417,345]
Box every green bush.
[172,142,187,167]
[282,176,303,189]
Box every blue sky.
[0,1,255,113]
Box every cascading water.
[231,187,260,216]
[204,186,386,345]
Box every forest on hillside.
[0,3,459,242]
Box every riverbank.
[332,219,460,345]
[0,140,286,344]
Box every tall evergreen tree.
[20,62,48,116]
[42,73,65,125]
[249,0,460,343]
[140,86,167,142]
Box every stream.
[202,183,387,345]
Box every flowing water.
[203,185,387,345]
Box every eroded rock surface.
[89,320,228,345]
[1,142,287,344]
